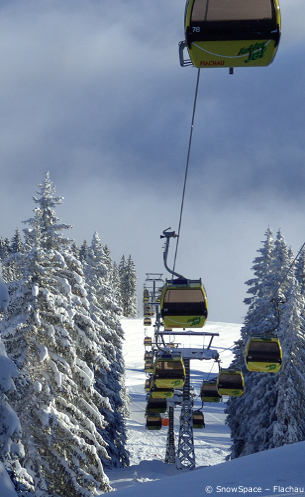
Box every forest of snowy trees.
[0,173,137,496]
[226,227,305,458]
[2,173,305,495]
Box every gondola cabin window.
[163,289,207,315]
[164,288,204,303]
[156,360,184,373]
[191,0,273,22]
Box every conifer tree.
[10,229,24,254]
[79,240,89,263]
[272,275,305,446]
[226,228,293,458]
[1,173,112,496]
[0,338,35,496]
[119,255,138,318]
[84,233,130,468]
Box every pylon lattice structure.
[176,401,194,469]
[176,358,195,469]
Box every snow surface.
[1,318,305,497]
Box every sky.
[0,0,305,323]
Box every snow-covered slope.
[107,319,305,497]
[2,318,304,497]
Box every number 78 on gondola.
[179,0,281,68]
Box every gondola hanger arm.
[160,228,184,279]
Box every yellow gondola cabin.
[245,337,282,373]
[146,415,162,430]
[217,370,244,397]
[153,355,186,389]
[179,0,281,68]
[160,278,208,329]
[200,380,222,403]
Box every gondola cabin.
[143,289,150,303]
[144,336,152,347]
[146,415,162,430]
[153,355,186,389]
[144,360,154,373]
[193,411,205,429]
[160,278,208,329]
[217,370,244,396]
[245,337,282,373]
[146,397,167,414]
[145,377,152,391]
[180,0,281,68]
[144,317,152,327]
[200,380,222,403]
[144,305,151,317]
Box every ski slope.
[108,319,305,496]
[120,318,240,469]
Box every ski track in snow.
[106,319,242,492]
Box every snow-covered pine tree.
[119,255,138,318]
[0,338,35,496]
[226,228,293,458]
[79,240,88,263]
[3,229,25,283]
[71,241,80,260]
[1,173,112,496]
[11,230,24,254]
[272,274,305,446]
[84,232,130,468]
[112,261,122,310]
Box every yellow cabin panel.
[188,39,278,69]
[154,377,185,389]
[217,387,243,397]
[247,361,281,373]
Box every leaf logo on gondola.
[266,364,277,371]
[187,317,201,326]
[238,42,267,63]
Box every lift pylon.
[176,358,195,469]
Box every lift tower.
[158,228,219,469]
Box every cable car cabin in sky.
[160,278,208,329]
[180,0,281,68]
[217,370,244,396]
[153,355,186,389]
[245,337,282,373]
